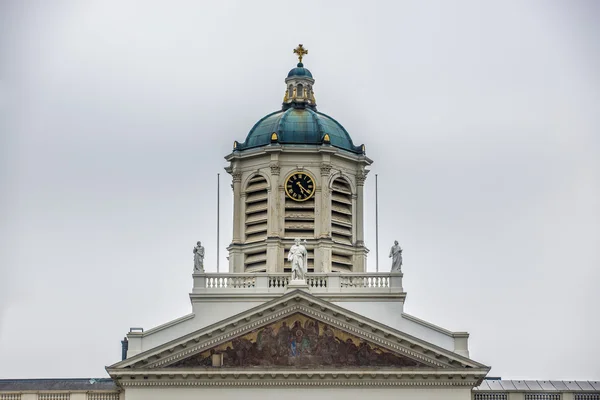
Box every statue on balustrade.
[288,238,307,281]
[193,241,205,272]
[389,240,403,273]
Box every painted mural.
[169,313,426,368]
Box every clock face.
[285,172,316,202]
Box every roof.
[287,63,313,78]
[474,379,600,392]
[236,108,364,154]
[0,378,119,391]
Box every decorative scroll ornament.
[231,171,242,183]
[320,163,332,176]
[356,169,369,186]
[270,163,280,175]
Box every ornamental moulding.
[112,371,487,387]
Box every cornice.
[109,368,488,388]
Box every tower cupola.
[226,45,372,274]
[283,44,317,110]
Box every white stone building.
[1,46,598,400]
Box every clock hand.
[296,182,309,194]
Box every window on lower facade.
[524,394,561,400]
[473,393,508,400]
[575,395,600,400]
[38,394,70,400]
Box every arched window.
[297,84,304,98]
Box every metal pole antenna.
[375,173,379,273]
[217,173,220,273]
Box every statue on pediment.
[389,240,403,272]
[193,241,205,272]
[288,238,307,281]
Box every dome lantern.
[283,44,317,110]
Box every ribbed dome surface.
[236,108,362,154]
[287,63,313,78]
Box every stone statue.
[288,238,307,281]
[389,240,403,272]
[193,241,205,272]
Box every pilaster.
[265,237,280,273]
[314,238,333,272]
[355,169,367,245]
[268,163,280,237]
[231,171,242,244]
[319,162,332,239]
[227,244,244,273]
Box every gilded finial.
[293,44,308,64]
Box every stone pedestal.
[286,279,310,292]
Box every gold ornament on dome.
[293,44,308,63]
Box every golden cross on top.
[293,44,308,64]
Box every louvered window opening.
[525,394,561,400]
[244,175,269,270]
[87,394,120,400]
[284,198,315,239]
[575,395,600,400]
[331,178,352,245]
[473,394,508,400]
[38,394,70,400]
[330,178,353,271]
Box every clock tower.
[225,45,372,273]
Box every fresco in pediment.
[168,313,426,368]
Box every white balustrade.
[193,272,402,295]
[268,274,289,289]
[205,275,256,289]
[340,274,390,288]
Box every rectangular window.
[575,395,600,400]
[88,394,120,400]
[524,394,561,400]
[473,394,508,400]
[38,394,70,400]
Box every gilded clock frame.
[284,171,316,202]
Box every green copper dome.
[235,108,364,154]
[287,62,313,78]
[233,47,365,155]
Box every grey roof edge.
[474,380,600,392]
[0,378,119,391]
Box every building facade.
[1,46,597,400]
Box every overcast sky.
[1,0,599,380]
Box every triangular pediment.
[109,290,489,382]
[167,312,428,369]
